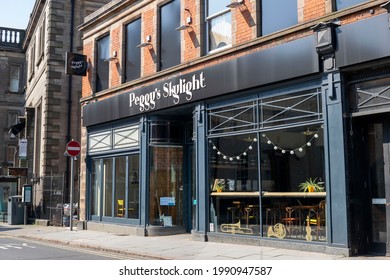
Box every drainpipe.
[65,0,75,202]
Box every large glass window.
[103,158,113,217]
[114,157,126,218]
[261,0,298,36]
[335,0,368,11]
[90,155,140,220]
[260,125,326,242]
[91,159,101,216]
[128,154,140,219]
[96,35,110,92]
[125,19,141,82]
[159,0,180,70]
[209,133,260,235]
[207,86,326,242]
[206,0,232,52]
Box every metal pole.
[70,156,74,231]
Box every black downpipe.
[65,0,75,201]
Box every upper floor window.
[36,18,45,64]
[206,0,232,52]
[125,18,141,82]
[335,0,368,10]
[96,35,110,92]
[261,0,298,36]
[9,65,21,93]
[159,0,180,70]
[28,44,35,81]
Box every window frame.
[95,34,110,93]
[260,0,299,36]
[334,0,369,11]
[124,18,142,83]
[9,64,22,93]
[205,0,232,53]
[158,0,181,71]
[28,43,35,81]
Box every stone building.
[22,0,111,222]
[79,0,390,256]
[0,27,26,219]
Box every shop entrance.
[351,116,390,255]
[148,118,194,232]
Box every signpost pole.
[70,156,74,231]
[65,140,80,231]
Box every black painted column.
[192,103,208,240]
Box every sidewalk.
[0,223,387,260]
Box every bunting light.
[210,138,257,161]
[262,126,322,155]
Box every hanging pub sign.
[65,52,87,76]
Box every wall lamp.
[176,16,192,31]
[104,51,118,62]
[137,35,152,48]
[311,18,340,57]
[226,0,244,8]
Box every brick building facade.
[79,0,390,256]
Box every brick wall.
[79,0,388,101]
[143,7,156,76]
[234,0,256,44]
[82,41,93,98]
[303,0,326,22]
[110,25,121,87]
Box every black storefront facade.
[82,12,390,256]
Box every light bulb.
[267,140,271,145]
[299,148,303,152]
[290,151,295,155]
[307,142,312,146]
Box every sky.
[0,1,36,29]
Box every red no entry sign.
[66,140,81,157]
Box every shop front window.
[209,134,260,235]
[207,85,325,242]
[114,157,126,218]
[128,154,140,219]
[261,125,326,242]
[103,158,113,217]
[90,155,140,220]
[91,159,101,216]
[149,146,184,227]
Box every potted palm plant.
[298,178,324,192]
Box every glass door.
[149,146,184,227]
[366,121,389,254]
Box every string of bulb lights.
[209,138,258,161]
[210,125,323,160]
[262,125,323,155]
